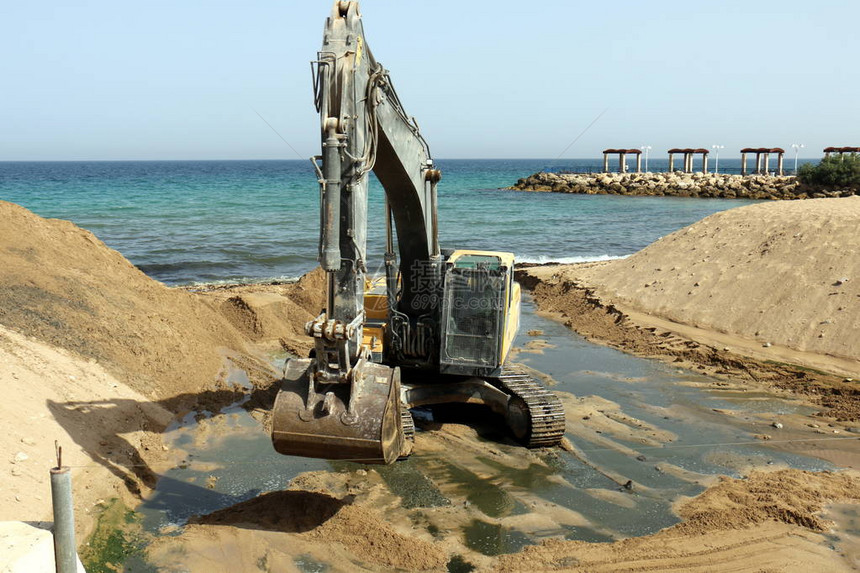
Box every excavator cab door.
[439,252,513,377]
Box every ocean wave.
[182,275,304,288]
[516,254,629,265]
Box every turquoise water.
[0,159,759,284]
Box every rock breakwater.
[509,171,857,200]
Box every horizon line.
[0,156,824,164]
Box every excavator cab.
[440,251,520,377]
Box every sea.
[0,158,769,285]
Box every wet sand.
[136,303,860,572]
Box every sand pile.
[0,201,252,397]
[167,487,447,571]
[576,196,860,363]
[191,268,326,357]
[0,201,321,396]
[0,201,321,532]
[675,469,860,533]
[523,197,860,393]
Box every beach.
[0,191,860,571]
[2,194,859,570]
[4,0,859,566]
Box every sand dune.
[0,200,247,397]
[0,202,317,536]
[527,197,860,378]
[584,196,860,361]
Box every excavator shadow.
[46,383,283,499]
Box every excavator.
[271,1,565,464]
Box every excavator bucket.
[271,358,405,464]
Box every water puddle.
[137,366,327,533]
[293,554,331,573]
[130,298,842,570]
[463,519,534,556]
[825,503,860,569]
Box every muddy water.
[133,299,838,568]
[137,368,328,532]
[826,503,860,569]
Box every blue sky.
[1,1,856,160]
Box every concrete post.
[636,153,642,173]
[825,151,831,158]
[741,152,747,176]
[763,152,770,175]
[51,466,77,573]
[777,153,784,176]
[603,153,609,173]
[668,152,674,172]
[755,153,762,175]
[703,153,709,174]
[619,152,626,173]
[686,153,693,173]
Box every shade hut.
[668,148,709,173]
[740,148,785,175]
[823,146,860,158]
[602,148,643,173]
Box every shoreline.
[509,171,858,200]
[518,262,860,422]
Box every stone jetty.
[508,171,857,200]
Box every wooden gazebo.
[603,148,643,173]
[668,148,709,173]
[824,146,860,158]
[741,148,785,175]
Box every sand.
[179,488,447,571]
[182,267,326,357]
[0,324,173,538]
[149,450,860,572]
[522,196,860,420]
[579,196,860,362]
[0,200,247,398]
[0,202,317,537]
[496,469,860,572]
[3,199,860,571]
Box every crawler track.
[398,406,415,460]
[494,367,566,448]
[401,406,415,442]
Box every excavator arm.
[272,1,442,463]
[313,0,442,366]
